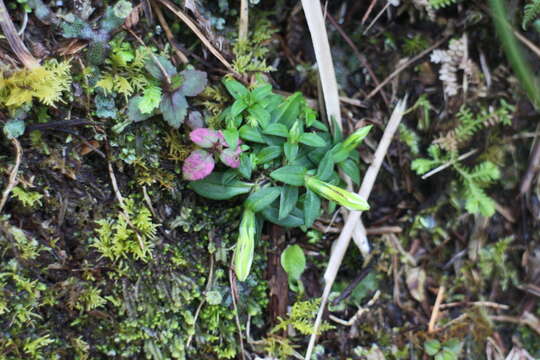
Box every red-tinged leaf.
[220,146,242,168]
[160,91,188,128]
[182,150,215,180]
[190,128,220,148]
[180,69,208,96]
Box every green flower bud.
[234,208,256,281]
[333,125,372,162]
[342,125,372,152]
[305,176,370,211]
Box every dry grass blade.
[155,0,237,76]
[300,0,342,130]
[305,97,407,360]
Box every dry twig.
[305,98,407,359]
[0,139,23,214]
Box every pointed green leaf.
[284,142,298,162]
[279,185,299,219]
[299,132,326,147]
[222,78,249,99]
[262,206,304,227]
[189,172,253,200]
[222,128,239,148]
[339,158,360,185]
[316,152,335,181]
[270,166,306,186]
[245,187,281,212]
[256,146,282,163]
[304,189,321,227]
[263,123,289,137]
[239,125,265,143]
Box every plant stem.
[0,0,39,68]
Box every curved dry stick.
[0,0,38,68]
[0,139,23,214]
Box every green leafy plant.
[523,0,540,29]
[126,55,207,128]
[424,338,463,360]
[90,197,159,262]
[232,19,276,74]
[411,101,514,217]
[0,59,72,110]
[11,186,43,208]
[59,0,133,65]
[185,78,370,281]
[272,298,333,335]
[280,244,306,292]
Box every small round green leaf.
[280,244,306,281]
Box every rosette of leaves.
[186,78,371,280]
[127,56,207,129]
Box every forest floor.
[1,0,540,359]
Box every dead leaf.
[406,266,426,303]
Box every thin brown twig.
[361,0,379,24]
[326,13,390,107]
[151,1,189,64]
[126,28,171,85]
[156,0,238,76]
[428,285,445,333]
[0,139,23,214]
[366,37,449,100]
[305,98,407,359]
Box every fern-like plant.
[523,0,540,29]
[0,60,72,109]
[411,100,514,217]
[429,0,459,9]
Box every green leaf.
[280,244,306,281]
[248,104,271,127]
[299,132,326,147]
[179,69,207,96]
[263,123,289,137]
[222,128,239,148]
[239,125,265,143]
[284,142,299,162]
[245,187,281,212]
[145,55,177,80]
[251,83,273,102]
[270,166,306,186]
[256,146,282,163]
[463,182,496,217]
[443,339,462,355]
[424,339,441,356]
[311,119,329,132]
[316,152,335,181]
[127,96,154,122]
[339,159,360,185]
[274,92,302,127]
[138,85,162,114]
[262,206,304,227]
[279,185,299,219]
[234,209,256,281]
[222,78,249,99]
[189,172,253,200]
[3,119,25,139]
[239,153,252,179]
[160,90,188,128]
[304,189,321,228]
[231,99,248,117]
